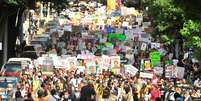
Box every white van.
[7,58,34,72]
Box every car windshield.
[0,80,16,88]
[5,64,21,72]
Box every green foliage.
[142,0,185,44]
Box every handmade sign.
[141,43,147,51]
[67,57,77,70]
[150,51,161,67]
[140,72,153,78]
[107,33,126,41]
[144,60,152,70]
[125,65,138,76]
[100,55,111,70]
[111,56,121,69]
[165,65,176,78]
[154,67,163,76]
[151,43,160,49]
[86,61,97,74]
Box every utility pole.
[3,17,8,64]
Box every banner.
[125,65,138,76]
[86,61,97,74]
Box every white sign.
[125,65,138,76]
[140,72,153,78]
[141,43,147,51]
[64,25,72,32]
[122,21,129,27]
[154,67,163,76]
[0,42,2,50]
[151,43,160,49]
[176,67,185,79]
[183,53,189,59]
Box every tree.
[142,0,185,58]
[142,0,201,63]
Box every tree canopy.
[142,0,201,63]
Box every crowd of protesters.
[4,1,201,101]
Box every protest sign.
[107,33,126,41]
[176,67,185,79]
[165,65,176,78]
[53,56,66,68]
[100,55,111,70]
[154,67,163,76]
[150,51,161,67]
[140,72,153,78]
[86,61,97,74]
[165,65,185,79]
[125,65,138,76]
[67,57,77,70]
[64,25,72,32]
[151,43,160,49]
[144,60,152,70]
[111,56,120,69]
[122,21,129,27]
[141,43,147,51]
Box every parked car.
[0,63,22,77]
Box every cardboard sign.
[125,65,138,76]
[67,57,77,70]
[111,56,121,69]
[86,61,97,74]
[140,72,153,78]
